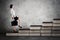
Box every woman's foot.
[19,25,22,28]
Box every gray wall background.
[0,0,60,33]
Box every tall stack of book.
[30,25,42,36]
[6,28,30,36]
[41,22,53,36]
[18,28,30,36]
[52,18,60,36]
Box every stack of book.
[52,18,60,36]
[41,22,53,36]
[30,25,42,36]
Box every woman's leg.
[13,26,19,32]
[13,26,16,32]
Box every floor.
[0,34,60,40]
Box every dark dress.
[11,16,18,26]
[11,20,18,26]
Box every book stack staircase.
[6,18,60,36]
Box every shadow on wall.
[0,0,12,33]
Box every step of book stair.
[52,34,60,36]
[41,31,51,34]
[6,33,29,36]
[53,21,60,24]
[52,28,60,30]
[19,30,30,33]
[30,29,40,31]
[42,26,53,27]
[42,27,51,30]
[42,24,53,26]
[42,22,53,26]
[53,18,60,24]
[19,28,30,30]
[6,32,60,36]
[53,26,60,28]
[43,22,53,23]
[41,29,51,31]
[30,32,40,34]
[30,31,40,34]
[52,29,60,31]
[30,25,42,27]
[53,18,60,20]
[53,24,60,26]
[30,34,40,36]
[30,27,41,29]
[52,31,60,34]
[41,34,51,36]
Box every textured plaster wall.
[0,0,60,32]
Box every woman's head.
[10,4,13,8]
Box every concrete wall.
[0,0,60,32]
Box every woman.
[10,4,15,19]
[10,4,21,32]
[11,16,20,32]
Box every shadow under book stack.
[30,25,42,36]
[52,18,60,36]
[41,22,53,36]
